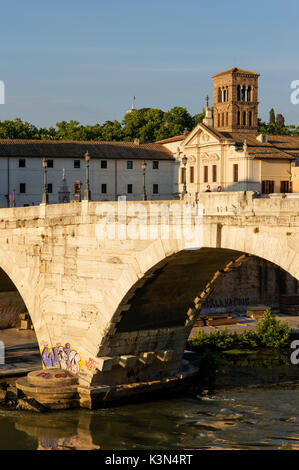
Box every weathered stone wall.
[0,290,26,328]
[202,256,299,314]
[0,193,298,388]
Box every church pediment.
[183,123,222,147]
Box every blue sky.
[1,0,299,128]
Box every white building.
[0,140,178,207]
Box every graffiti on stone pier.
[204,296,250,309]
[41,343,83,374]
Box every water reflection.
[14,412,100,450]
[1,387,298,450]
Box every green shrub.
[256,309,290,348]
[189,309,290,351]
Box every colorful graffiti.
[84,357,96,371]
[41,343,83,374]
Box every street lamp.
[42,158,48,204]
[84,151,90,201]
[181,155,188,200]
[141,160,147,201]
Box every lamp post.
[84,151,90,201]
[42,158,48,204]
[181,155,188,200]
[142,160,147,201]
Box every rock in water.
[16,398,48,413]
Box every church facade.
[158,67,297,198]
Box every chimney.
[256,134,268,143]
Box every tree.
[163,106,194,136]
[193,110,206,126]
[0,118,40,139]
[269,108,275,125]
[101,120,123,141]
[276,113,285,134]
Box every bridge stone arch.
[0,239,51,345]
[0,194,299,397]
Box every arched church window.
[241,86,246,101]
[248,111,252,126]
[237,85,241,101]
[237,111,240,125]
[243,111,246,125]
[247,86,251,101]
[218,88,222,103]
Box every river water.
[0,387,298,450]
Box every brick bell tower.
[212,67,259,134]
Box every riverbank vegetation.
[188,310,291,353]
[188,311,297,393]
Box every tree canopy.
[0,107,298,142]
[258,109,299,135]
[0,106,204,143]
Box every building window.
[74,181,81,196]
[226,112,228,126]
[190,166,194,183]
[222,113,224,126]
[47,183,53,194]
[237,85,241,101]
[127,184,133,194]
[181,167,186,184]
[241,85,246,101]
[20,183,26,193]
[153,184,159,194]
[247,86,251,101]
[280,181,290,193]
[204,166,208,183]
[248,111,252,127]
[262,180,274,194]
[212,165,217,183]
[218,88,222,103]
[233,164,238,183]
[47,160,54,168]
[101,184,107,194]
[74,160,80,168]
[19,159,26,168]
[127,161,133,169]
[243,111,246,126]
[237,111,241,125]
[101,160,107,169]
[153,160,159,169]
[218,114,220,127]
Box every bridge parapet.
[0,192,299,223]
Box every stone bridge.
[1,191,299,406]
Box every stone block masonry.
[0,193,299,397]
